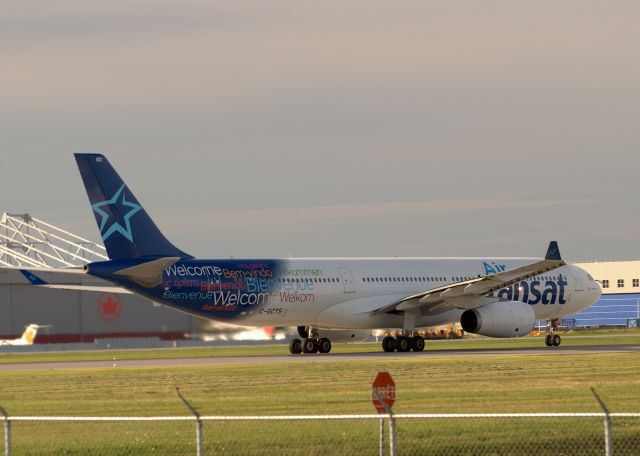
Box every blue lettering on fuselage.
[494,277,567,305]
[483,261,507,275]
[154,260,288,319]
[152,259,326,320]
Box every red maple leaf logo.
[97,293,122,323]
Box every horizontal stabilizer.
[19,270,48,285]
[113,257,180,288]
[41,284,133,294]
[10,266,131,294]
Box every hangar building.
[571,261,640,327]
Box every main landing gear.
[289,326,332,355]
[545,319,561,347]
[381,333,425,353]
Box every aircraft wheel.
[302,338,319,354]
[289,338,302,354]
[411,336,425,352]
[552,335,561,346]
[396,336,411,352]
[545,335,553,347]
[318,338,332,354]
[382,336,396,352]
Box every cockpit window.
[587,274,594,281]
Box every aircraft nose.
[593,280,603,300]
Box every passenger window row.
[361,274,563,284]
[278,278,339,284]
[362,276,444,283]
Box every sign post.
[372,371,396,456]
[0,405,10,456]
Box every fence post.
[379,417,385,456]
[0,406,10,456]
[388,412,396,456]
[591,387,612,456]
[373,390,396,456]
[176,388,202,456]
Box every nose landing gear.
[545,319,561,347]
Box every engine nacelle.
[319,329,371,343]
[460,301,535,338]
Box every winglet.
[19,270,48,285]
[545,241,561,261]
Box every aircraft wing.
[0,266,132,294]
[373,241,565,315]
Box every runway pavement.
[0,343,638,371]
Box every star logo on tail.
[91,184,142,242]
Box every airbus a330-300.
[20,154,601,354]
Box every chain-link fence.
[0,388,637,455]
[2,412,639,455]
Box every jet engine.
[460,301,535,338]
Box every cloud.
[1,1,639,261]
[158,197,594,233]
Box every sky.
[1,1,639,261]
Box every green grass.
[3,353,640,416]
[1,330,639,454]
[1,328,639,365]
[1,346,640,454]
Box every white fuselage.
[157,257,601,331]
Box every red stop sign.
[372,371,395,413]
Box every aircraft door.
[339,268,355,293]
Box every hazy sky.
[1,1,639,261]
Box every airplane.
[0,324,45,346]
[18,154,601,354]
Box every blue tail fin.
[75,154,193,260]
